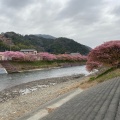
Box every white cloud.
[0,0,120,48]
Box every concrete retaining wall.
[0,64,8,74]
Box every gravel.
[0,74,85,120]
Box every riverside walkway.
[41,77,120,120]
[18,77,120,120]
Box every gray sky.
[0,0,120,48]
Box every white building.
[20,49,37,55]
[70,53,81,56]
[0,53,7,61]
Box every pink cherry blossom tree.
[86,40,120,71]
[24,53,38,61]
[56,54,87,61]
[37,52,57,61]
[4,51,25,61]
[3,51,87,63]
[56,54,72,61]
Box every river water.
[0,65,89,91]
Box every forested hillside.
[0,32,91,55]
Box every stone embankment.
[0,61,86,73]
[41,77,120,120]
[0,63,7,74]
[0,61,18,73]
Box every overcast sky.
[0,0,120,48]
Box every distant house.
[0,54,4,61]
[70,53,81,56]
[20,49,37,55]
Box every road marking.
[27,109,48,120]
[47,89,83,109]
[26,89,83,120]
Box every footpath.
[18,77,120,120]
[17,89,83,120]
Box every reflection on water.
[0,65,89,91]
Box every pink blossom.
[4,51,25,61]
[56,54,87,61]
[37,52,57,61]
[86,40,120,71]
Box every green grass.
[10,61,58,70]
[9,60,86,71]
[89,68,120,83]
[89,76,96,81]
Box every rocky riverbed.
[0,74,87,120]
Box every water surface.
[0,65,89,91]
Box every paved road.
[41,77,120,120]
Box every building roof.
[70,53,81,56]
[20,49,37,52]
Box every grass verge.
[95,68,120,82]
[9,60,85,71]
[79,68,120,89]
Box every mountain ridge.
[0,32,91,55]
[34,34,56,39]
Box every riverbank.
[0,74,87,120]
[0,61,86,73]
[1,68,119,120]
[0,74,85,102]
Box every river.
[0,65,89,91]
